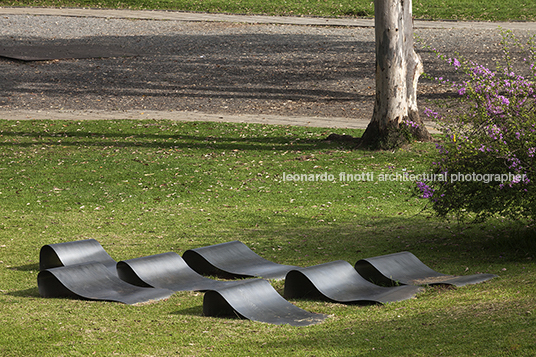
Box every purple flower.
[423,107,441,120]
[499,96,510,106]
[416,181,435,199]
[402,119,420,128]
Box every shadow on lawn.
[8,263,39,272]
[171,305,205,317]
[254,300,533,355]
[8,286,40,298]
[0,127,363,152]
[227,212,536,268]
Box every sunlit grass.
[1,0,535,21]
[0,119,535,356]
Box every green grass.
[1,119,535,356]
[1,0,536,21]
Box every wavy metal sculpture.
[355,251,497,287]
[39,239,117,274]
[284,260,423,304]
[183,240,298,280]
[37,239,495,323]
[203,279,328,326]
[117,252,243,291]
[118,252,327,325]
[38,240,174,304]
[38,262,174,305]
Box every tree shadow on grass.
[252,301,533,355]
[224,211,536,268]
[0,126,363,151]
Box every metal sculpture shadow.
[355,251,497,287]
[284,260,423,304]
[37,262,173,305]
[203,279,327,326]
[39,238,117,274]
[183,240,298,280]
[117,252,245,291]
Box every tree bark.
[359,0,431,149]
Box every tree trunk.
[359,0,431,149]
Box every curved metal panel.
[203,279,327,326]
[355,251,497,287]
[117,252,242,291]
[39,239,117,274]
[38,262,174,305]
[284,260,422,304]
[183,240,298,280]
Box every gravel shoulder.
[1,9,535,129]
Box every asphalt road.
[1,7,535,131]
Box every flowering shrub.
[418,31,536,221]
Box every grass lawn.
[1,0,536,21]
[0,0,535,354]
[0,119,535,356]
